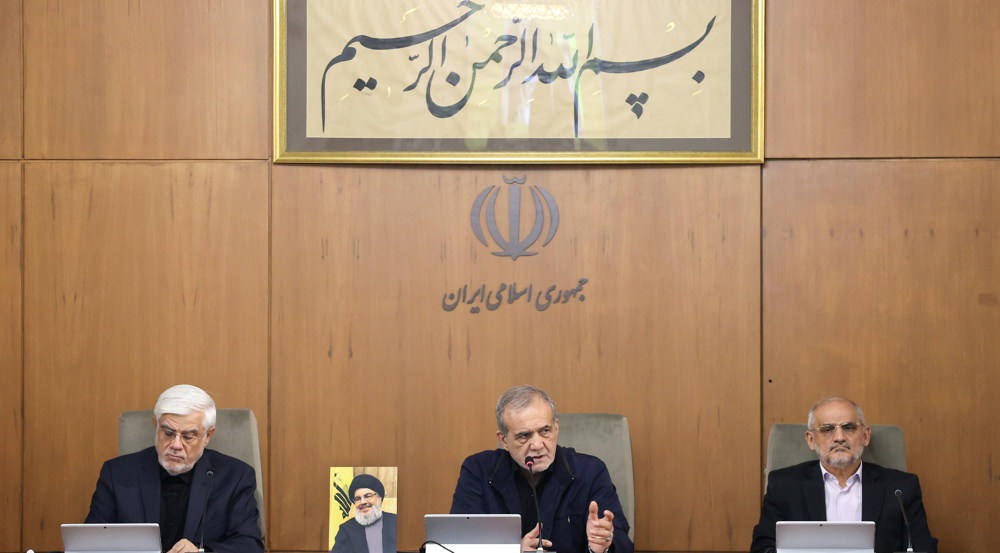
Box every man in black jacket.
[450,385,633,553]
[86,385,264,553]
[751,397,937,553]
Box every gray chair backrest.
[119,408,265,537]
[557,413,635,541]
[765,423,907,485]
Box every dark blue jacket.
[330,512,397,553]
[450,446,634,553]
[86,446,264,553]
[751,461,937,553]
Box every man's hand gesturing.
[586,501,615,553]
[522,522,552,552]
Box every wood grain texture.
[22,162,268,551]
[23,0,268,160]
[0,0,21,159]
[763,159,1000,552]
[766,1,1000,158]
[0,162,22,552]
[271,165,761,552]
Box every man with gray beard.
[331,474,397,553]
[750,397,937,553]
[85,385,263,553]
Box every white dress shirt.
[820,461,863,522]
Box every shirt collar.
[819,460,863,484]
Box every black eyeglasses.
[809,422,862,437]
[353,492,379,504]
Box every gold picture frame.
[274,0,764,164]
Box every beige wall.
[1,1,998,552]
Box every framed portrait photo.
[274,0,764,164]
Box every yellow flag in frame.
[329,467,355,548]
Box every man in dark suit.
[86,385,264,553]
[330,474,397,553]
[751,397,937,553]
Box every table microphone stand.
[525,457,554,553]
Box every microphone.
[198,470,215,552]
[525,456,544,552]
[894,489,923,553]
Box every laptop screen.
[424,514,521,553]
[61,523,161,553]
[776,521,875,553]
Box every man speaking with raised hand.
[450,385,633,553]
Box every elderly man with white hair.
[86,385,264,553]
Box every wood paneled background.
[21,162,269,546]
[2,1,998,552]
[766,1,1000,158]
[270,165,760,551]
[762,160,1000,549]
[22,0,269,159]
[0,0,21,160]
[0,163,22,552]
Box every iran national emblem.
[471,176,559,261]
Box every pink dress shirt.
[820,461,863,522]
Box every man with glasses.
[751,396,937,553]
[330,474,397,553]
[86,385,264,553]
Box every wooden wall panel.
[0,162,22,552]
[272,165,762,552]
[23,0,268,160]
[766,1,1000,159]
[763,160,1000,552]
[22,162,268,551]
[0,0,21,159]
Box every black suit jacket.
[330,512,397,553]
[751,461,937,553]
[86,447,264,553]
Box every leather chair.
[556,413,636,541]
[119,408,266,537]
[765,423,907,486]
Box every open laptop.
[776,521,875,553]
[424,514,521,553]
[61,523,161,553]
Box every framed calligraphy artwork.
[274,0,764,164]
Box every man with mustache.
[85,385,264,553]
[751,397,937,553]
[330,474,397,553]
[450,385,634,553]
